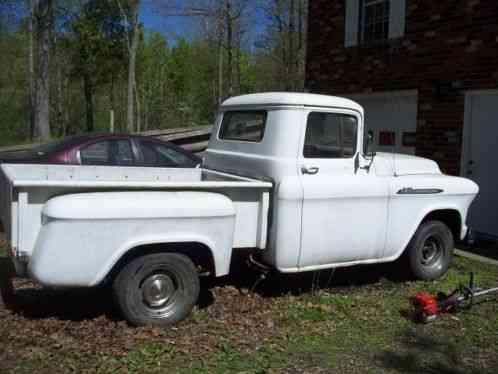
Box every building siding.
[306,0,498,175]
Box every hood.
[374,152,442,176]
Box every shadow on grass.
[209,251,410,299]
[0,257,15,308]
[460,238,498,261]
[10,286,120,322]
[0,254,120,322]
[377,329,494,374]
[1,251,409,324]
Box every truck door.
[298,110,389,268]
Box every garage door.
[347,91,418,155]
[462,91,498,238]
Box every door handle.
[301,166,319,175]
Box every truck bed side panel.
[29,191,237,286]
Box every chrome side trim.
[397,187,444,195]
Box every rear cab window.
[219,111,267,143]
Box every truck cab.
[205,92,477,274]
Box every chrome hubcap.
[421,236,442,266]
[142,274,175,308]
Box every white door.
[463,91,498,238]
[348,91,418,155]
[298,110,389,269]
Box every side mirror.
[368,129,374,142]
[365,130,376,158]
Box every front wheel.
[405,220,454,280]
[113,253,200,326]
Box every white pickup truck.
[0,93,478,325]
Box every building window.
[360,0,390,45]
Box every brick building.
[306,0,498,236]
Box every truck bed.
[0,164,272,265]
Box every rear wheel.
[113,253,200,326]
[405,220,454,280]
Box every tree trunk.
[33,0,52,141]
[217,23,224,105]
[27,0,35,140]
[53,31,64,137]
[127,7,140,133]
[288,0,295,91]
[83,74,94,132]
[225,0,233,97]
[297,0,305,91]
[135,81,141,132]
[110,73,116,132]
[235,23,241,94]
[56,62,64,136]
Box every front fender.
[384,174,478,260]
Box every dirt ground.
[1,237,498,373]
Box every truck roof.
[221,92,364,114]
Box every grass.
[1,246,498,373]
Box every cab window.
[219,111,267,142]
[303,112,358,158]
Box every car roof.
[57,133,176,146]
[221,92,364,115]
[57,134,201,160]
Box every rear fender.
[28,191,236,287]
[92,235,221,286]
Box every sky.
[0,0,269,49]
[139,1,198,40]
[138,0,268,49]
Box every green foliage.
[0,27,29,144]
[67,0,126,85]
[0,1,307,146]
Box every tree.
[33,0,53,140]
[258,0,308,91]
[156,0,250,103]
[27,0,35,139]
[114,0,141,132]
[0,0,309,146]
[68,0,127,132]
[136,31,170,130]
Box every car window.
[303,112,358,159]
[140,141,197,167]
[80,140,134,166]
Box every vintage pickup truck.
[0,93,478,325]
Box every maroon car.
[0,134,201,168]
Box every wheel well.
[422,209,461,242]
[104,242,215,285]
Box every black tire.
[405,220,454,280]
[113,253,200,326]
